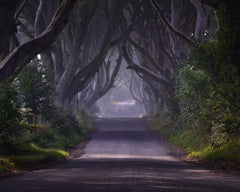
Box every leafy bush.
[16,59,86,149]
[175,61,212,134]
[153,2,240,165]
[18,59,55,117]
[31,129,81,148]
[30,108,93,149]
[175,42,240,146]
[151,115,240,165]
[0,80,29,145]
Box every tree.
[0,0,220,117]
[18,58,55,117]
[0,0,78,82]
[53,0,141,108]
[0,0,23,60]
[0,79,26,145]
[81,47,122,112]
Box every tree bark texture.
[190,0,211,41]
[149,0,196,47]
[0,0,22,60]
[84,50,122,109]
[0,0,78,82]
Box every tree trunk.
[0,0,78,82]
[190,0,211,41]
[0,0,22,60]
[170,0,186,62]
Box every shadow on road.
[0,118,240,192]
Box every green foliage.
[31,109,92,149]
[15,58,93,150]
[175,39,240,146]
[18,59,55,116]
[175,61,212,134]
[151,113,174,136]
[215,1,240,74]
[16,58,88,148]
[171,1,240,150]
[190,140,240,164]
[193,42,218,76]
[75,110,93,135]
[31,129,82,148]
[0,59,93,174]
[151,115,240,165]
[0,158,14,174]
[151,114,209,151]
[0,57,94,175]
[0,80,29,145]
[1,143,68,170]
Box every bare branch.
[127,36,169,81]
[0,0,78,82]
[34,0,44,37]
[149,0,196,47]
[15,0,28,21]
[122,45,170,94]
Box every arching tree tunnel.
[0,0,214,117]
[1,1,240,189]
[1,0,240,131]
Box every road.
[0,118,240,192]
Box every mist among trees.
[0,0,240,169]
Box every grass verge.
[0,143,68,175]
[0,112,93,176]
[151,114,240,168]
[35,111,93,149]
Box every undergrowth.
[151,114,240,166]
[31,111,93,149]
[0,143,68,174]
[0,111,93,175]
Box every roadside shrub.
[175,42,240,146]
[175,61,212,133]
[0,80,29,146]
[0,158,14,174]
[43,105,82,135]
[30,107,87,148]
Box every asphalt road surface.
[0,118,240,192]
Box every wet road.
[0,118,240,192]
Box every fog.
[97,61,145,118]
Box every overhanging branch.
[122,45,170,93]
[0,0,78,82]
[149,0,196,47]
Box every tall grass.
[151,114,240,166]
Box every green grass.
[32,127,90,149]
[32,111,93,149]
[0,111,93,175]
[31,117,93,149]
[40,131,81,148]
[151,114,240,166]
[189,140,240,164]
[0,158,14,174]
[0,143,69,172]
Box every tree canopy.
[0,0,239,143]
